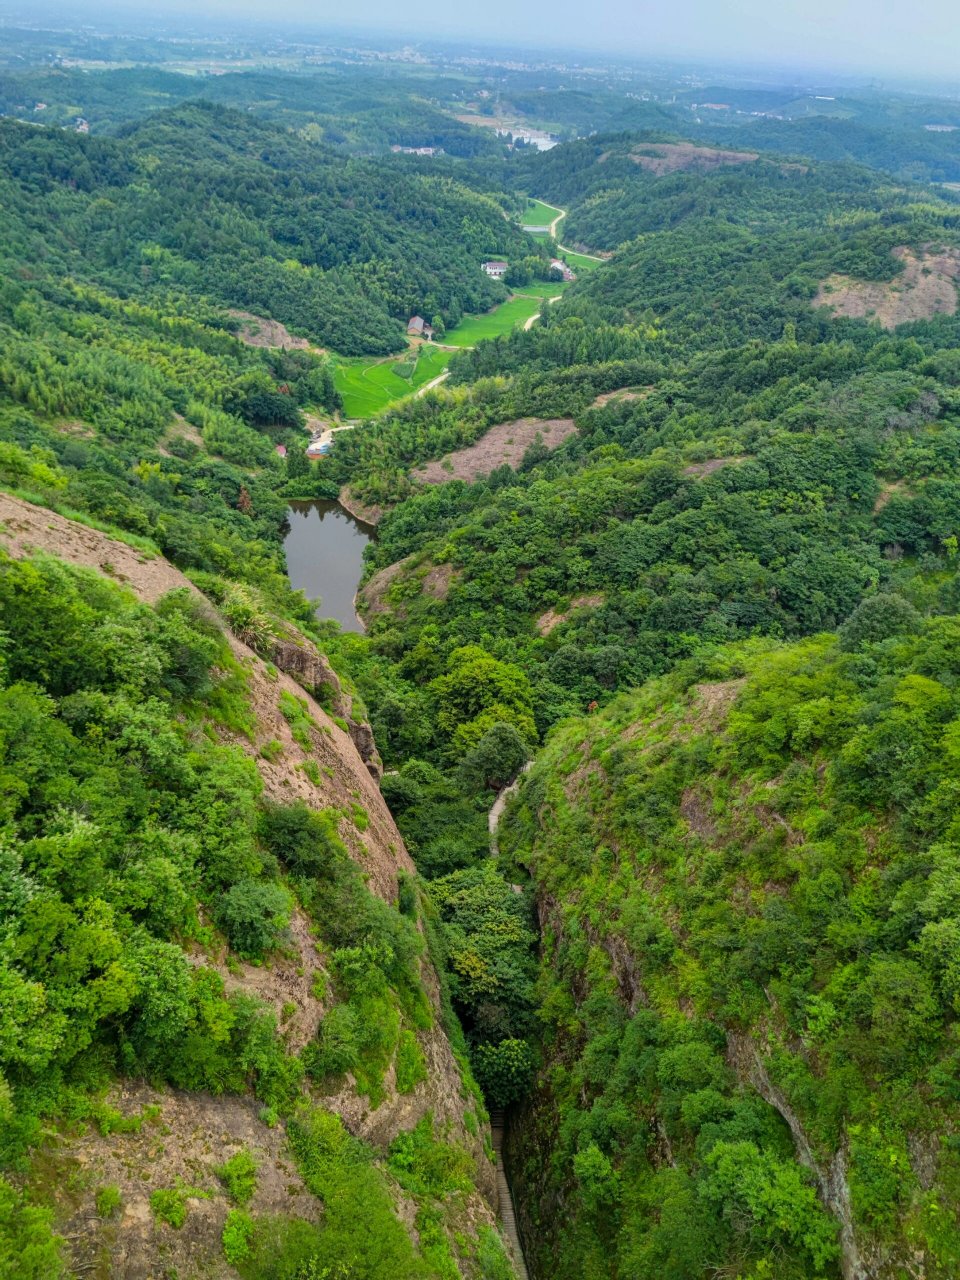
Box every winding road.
[532,200,608,263]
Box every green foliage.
[428,864,536,1048]
[429,646,537,754]
[258,802,347,877]
[215,1148,258,1206]
[472,1040,533,1108]
[223,1208,255,1265]
[217,880,293,960]
[0,1176,66,1279]
[285,1106,425,1279]
[150,1186,189,1229]
[395,1030,428,1095]
[279,691,319,749]
[702,1141,839,1274]
[475,1227,515,1280]
[386,1115,475,1199]
[95,1184,122,1218]
[458,723,529,794]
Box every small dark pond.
[283,500,374,633]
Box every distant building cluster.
[482,260,508,279]
[390,145,443,156]
[550,258,576,281]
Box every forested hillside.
[9,33,960,1280]
[0,104,525,354]
[499,621,960,1278]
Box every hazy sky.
[134,0,960,79]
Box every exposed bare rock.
[43,1083,318,1280]
[185,907,330,1052]
[359,555,458,623]
[339,485,385,527]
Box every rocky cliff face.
[0,492,506,1276]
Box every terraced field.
[333,346,453,417]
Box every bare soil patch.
[536,593,605,636]
[164,413,203,451]
[590,387,652,409]
[413,417,576,485]
[873,481,910,513]
[228,309,314,350]
[43,1083,317,1280]
[688,679,747,731]
[625,142,758,175]
[683,455,747,478]
[339,485,385,527]
[814,246,960,329]
[53,418,95,439]
[680,786,718,841]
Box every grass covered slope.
[500,615,960,1279]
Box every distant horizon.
[2,0,960,91]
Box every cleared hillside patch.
[228,309,313,350]
[621,141,758,174]
[814,245,960,328]
[412,416,577,485]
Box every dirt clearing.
[591,387,652,409]
[413,417,577,485]
[621,142,758,175]
[814,246,960,328]
[228,309,316,350]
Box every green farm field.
[333,345,452,418]
[442,294,545,346]
[559,248,604,272]
[521,198,563,227]
[517,279,569,299]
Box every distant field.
[442,294,545,346]
[334,346,452,418]
[521,198,562,227]
[518,280,569,299]
[560,248,604,272]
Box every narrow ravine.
[489,766,535,1278]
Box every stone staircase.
[489,1109,530,1280]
